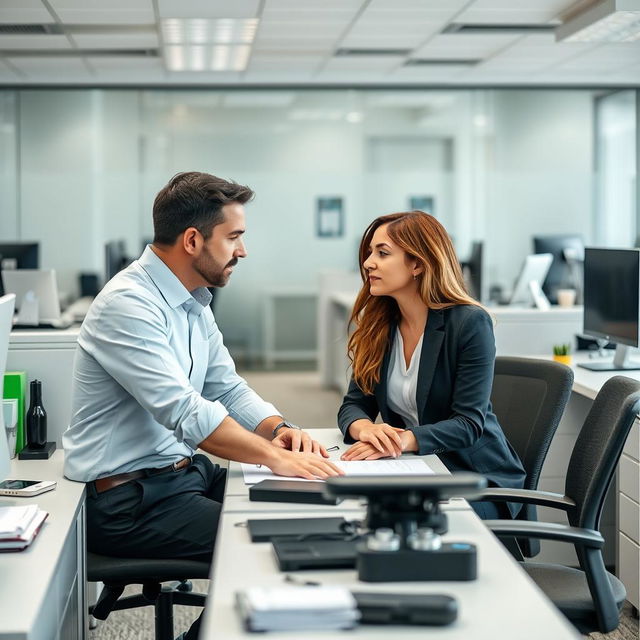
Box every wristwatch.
[272,420,301,438]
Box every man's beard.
[194,246,238,288]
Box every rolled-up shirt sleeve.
[81,291,229,449]
[202,316,280,431]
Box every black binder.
[247,517,349,542]
[249,479,341,505]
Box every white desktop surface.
[0,450,86,640]
[203,429,580,640]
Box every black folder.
[247,517,349,542]
[249,479,341,505]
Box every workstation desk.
[0,451,86,640]
[202,428,582,640]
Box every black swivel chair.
[487,356,574,557]
[484,375,640,633]
[88,553,209,640]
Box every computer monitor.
[105,240,129,283]
[509,253,554,308]
[462,241,483,301]
[0,242,40,297]
[579,247,640,371]
[0,294,16,481]
[533,235,584,304]
[0,269,63,326]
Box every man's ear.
[182,227,201,256]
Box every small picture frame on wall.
[409,195,435,216]
[316,197,344,238]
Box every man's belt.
[92,457,192,494]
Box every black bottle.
[26,379,47,449]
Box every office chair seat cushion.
[87,552,210,584]
[523,562,626,617]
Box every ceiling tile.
[414,33,520,58]
[253,37,336,51]
[72,33,159,49]
[265,0,361,8]
[323,55,405,72]
[53,10,155,25]
[0,35,72,50]
[48,0,151,8]
[86,55,163,70]
[455,9,564,24]
[6,56,90,77]
[248,52,322,71]
[158,0,259,19]
[341,34,432,48]
[0,0,54,24]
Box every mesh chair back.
[565,375,640,530]
[491,357,574,490]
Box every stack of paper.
[236,586,359,632]
[0,504,48,551]
[241,458,435,485]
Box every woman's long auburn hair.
[348,211,481,395]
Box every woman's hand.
[346,420,405,457]
[341,429,418,461]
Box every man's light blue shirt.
[63,246,279,482]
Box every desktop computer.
[507,253,554,308]
[533,235,584,304]
[579,247,640,371]
[0,269,72,329]
[0,243,40,297]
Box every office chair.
[483,375,640,633]
[487,356,574,557]
[88,553,209,640]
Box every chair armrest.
[484,520,604,549]
[477,487,576,511]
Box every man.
[63,172,341,637]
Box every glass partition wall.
[0,87,636,360]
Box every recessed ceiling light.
[162,18,258,45]
[556,0,640,42]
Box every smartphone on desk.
[0,479,56,497]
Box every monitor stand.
[578,344,640,371]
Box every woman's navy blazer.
[337,304,526,518]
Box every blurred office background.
[0,87,636,365]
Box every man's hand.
[347,420,405,457]
[268,449,344,480]
[341,430,417,461]
[271,428,329,457]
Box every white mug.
[557,288,577,307]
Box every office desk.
[202,430,580,639]
[0,451,87,640]
[7,326,81,446]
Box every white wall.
[483,91,595,294]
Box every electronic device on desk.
[507,253,553,309]
[0,242,39,297]
[1,269,73,329]
[249,479,342,505]
[324,473,486,582]
[0,479,56,497]
[579,247,640,371]
[461,241,483,302]
[534,234,584,304]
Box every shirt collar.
[138,245,212,311]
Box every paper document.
[241,458,434,485]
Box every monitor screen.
[105,240,129,283]
[533,235,584,304]
[583,248,640,348]
[0,294,16,481]
[0,243,40,297]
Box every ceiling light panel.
[165,44,251,71]
[557,0,640,42]
[158,0,259,19]
[162,18,258,44]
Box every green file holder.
[3,371,27,455]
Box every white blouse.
[386,327,423,428]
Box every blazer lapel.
[416,308,445,419]
[375,332,393,415]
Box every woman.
[337,211,525,519]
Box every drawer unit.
[619,533,640,610]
